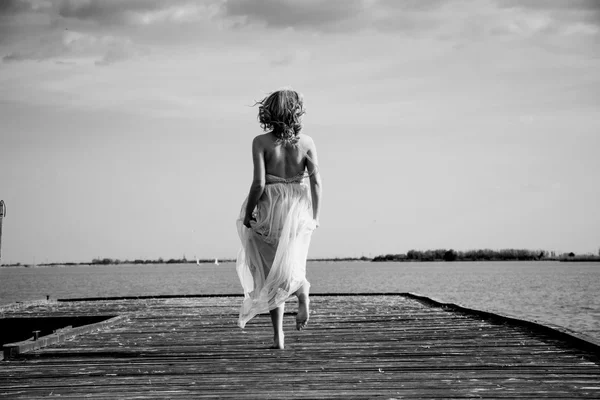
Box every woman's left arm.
[243,136,266,228]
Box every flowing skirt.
[236,179,316,328]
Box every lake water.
[1,261,598,341]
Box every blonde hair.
[255,88,305,144]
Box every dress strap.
[265,172,304,185]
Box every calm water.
[1,261,598,340]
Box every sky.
[1,0,599,264]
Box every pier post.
[0,200,5,265]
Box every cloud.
[0,0,222,63]
[129,4,217,25]
[58,0,164,23]
[497,0,600,12]
[495,0,600,34]
[57,0,219,26]
[1,0,216,25]
[0,0,39,15]
[2,0,598,68]
[222,0,366,31]
[219,0,478,35]
[268,49,311,67]
[220,0,600,42]
[94,43,138,66]
[2,29,140,65]
[2,51,27,62]
[2,30,68,62]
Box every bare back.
[255,133,317,179]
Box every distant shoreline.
[371,249,600,263]
[2,249,599,268]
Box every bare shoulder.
[251,133,271,150]
[297,133,316,151]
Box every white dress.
[236,171,316,328]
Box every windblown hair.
[255,88,305,144]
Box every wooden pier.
[1,294,599,399]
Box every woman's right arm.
[243,136,266,228]
[306,137,322,226]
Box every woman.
[236,88,322,350]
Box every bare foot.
[296,297,310,331]
[270,332,284,349]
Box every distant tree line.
[35,257,233,267]
[309,256,372,262]
[372,249,599,262]
[88,257,231,265]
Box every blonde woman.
[236,89,322,349]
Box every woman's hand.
[243,215,255,228]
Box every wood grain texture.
[0,295,599,399]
